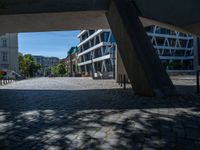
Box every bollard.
[123,74,126,90]
[118,74,120,85]
[120,74,123,87]
[119,75,121,86]
[197,70,200,94]
[117,74,120,85]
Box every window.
[95,36,100,45]
[81,32,89,41]
[110,35,116,43]
[100,32,110,42]
[2,52,8,62]
[89,30,95,36]
[83,42,90,51]
[2,39,7,48]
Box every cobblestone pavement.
[0,77,200,150]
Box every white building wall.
[0,33,19,72]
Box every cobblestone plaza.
[0,77,200,150]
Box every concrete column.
[116,48,128,82]
[106,0,176,97]
[194,37,200,70]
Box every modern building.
[146,26,195,72]
[78,29,116,78]
[77,26,198,79]
[64,47,80,77]
[32,55,59,76]
[0,33,19,73]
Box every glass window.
[94,48,102,58]
[105,59,112,72]
[2,39,7,48]
[90,39,94,47]
[2,52,8,62]
[89,30,95,36]
[81,32,89,41]
[95,36,100,44]
[83,42,90,51]
[110,35,116,43]
[101,32,110,42]
[145,26,154,33]
[156,37,165,46]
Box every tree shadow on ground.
[0,86,199,149]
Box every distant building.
[32,55,59,76]
[64,47,80,77]
[0,33,19,72]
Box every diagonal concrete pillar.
[106,0,176,97]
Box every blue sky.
[18,30,80,59]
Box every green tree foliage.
[51,65,59,76]
[57,63,67,76]
[18,54,41,77]
[51,63,67,77]
[44,68,51,77]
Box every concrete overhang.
[0,0,199,35]
[134,0,200,35]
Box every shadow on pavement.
[0,87,199,149]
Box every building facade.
[64,47,80,77]
[146,26,195,72]
[77,26,197,79]
[0,33,19,72]
[78,29,116,78]
[32,55,59,76]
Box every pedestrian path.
[0,77,199,149]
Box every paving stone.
[0,77,199,149]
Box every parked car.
[5,70,23,80]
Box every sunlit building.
[78,30,116,78]
[78,27,197,79]
[64,47,80,77]
[33,55,59,76]
[0,33,19,72]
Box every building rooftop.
[67,47,80,56]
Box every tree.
[18,54,41,77]
[18,53,25,74]
[44,68,51,77]
[51,65,59,76]
[51,63,67,77]
[57,63,67,76]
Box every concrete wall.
[194,37,200,70]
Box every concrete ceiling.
[0,0,199,35]
[133,0,200,35]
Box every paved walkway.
[0,77,200,150]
